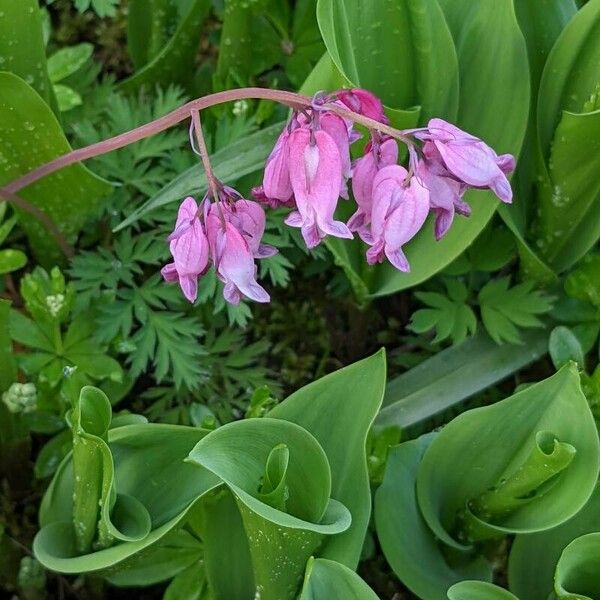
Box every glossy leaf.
[268,350,386,568]
[509,485,600,600]
[376,329,549,432]
[448,581,519,600]
[103,529,203,587]
[375,437,491,600]
[187,418,351,600]
[370,0,529,296]
[416,364,599,549]
[554,533,600,600]
[0,72,110,265]
[0,0,57,112]
[34,415,221,573]
[115,123,285,231]
[316,0,459,120]
[537,0,600,154]
[299,557,379,600]
[537,109,600,272]
[119,0,211,93]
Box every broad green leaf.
[0,249,27,275]
[299,557,379,600]
[187,418,350,600]
[316,0,458,120]
[46,43,93,83]
[0,72,110,265]
[375,437,491,600]
[104,528,203,587]
[268,350,386,568]
[448,581,519,600]
[163,560,208,600]
[536,109,600,272]
[0,299,16,391]
[119,0,211,93]
[537,0,600,154]
[554,533,600,600]
[69,387,150,553]
[370,0,530,296]
[509,0,576,237]
[508,485,600,600]
[376,329,549,432]
[34,417,221,572]
[0,0,57,112]
[115,123,285,232]
[8,310,54,353]
[196,489,254,600]
[416,365,599,549]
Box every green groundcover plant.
[1,0,600,599]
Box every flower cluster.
[162,88,515,304]
[161,192,275,304]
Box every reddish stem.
[0,88,413,196]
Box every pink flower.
[285,128,353,248]
[366,165,430,272]
[337,88,389,124]
[216,199,277,258]
[416,118,515,203]
[206,212,270,305]
[416,158,470,241]
[262,128,294,204]
[347,137,398,239]
[161,197,209,303]
[320,112,352,198]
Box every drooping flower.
[262,128,294,205]
[366,165,430,272]
[416,158,470,241]
[161,197,209,302]
[206,210,270,305]
[285,128,353,248]
[216,199,277,258]
[320,111,352,198]
[337,88,389,124]
[415,118,515,203]
[347,137,398,239]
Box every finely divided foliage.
[0,1,599,600]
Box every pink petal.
[288,128,352,246]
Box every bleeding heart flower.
[320,111,352,198]
[416,118,515,203]
[216,199,277,258]
[161,197,209,303]
[366,165,430,272]
[286,128,353,248]
[262,128,294,204]
[206,211,270,305]
[348,137,398,240]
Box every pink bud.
[161,197,209,303]
[337,88,389,124]
[286,128,353,248]
[366,165,429,272]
